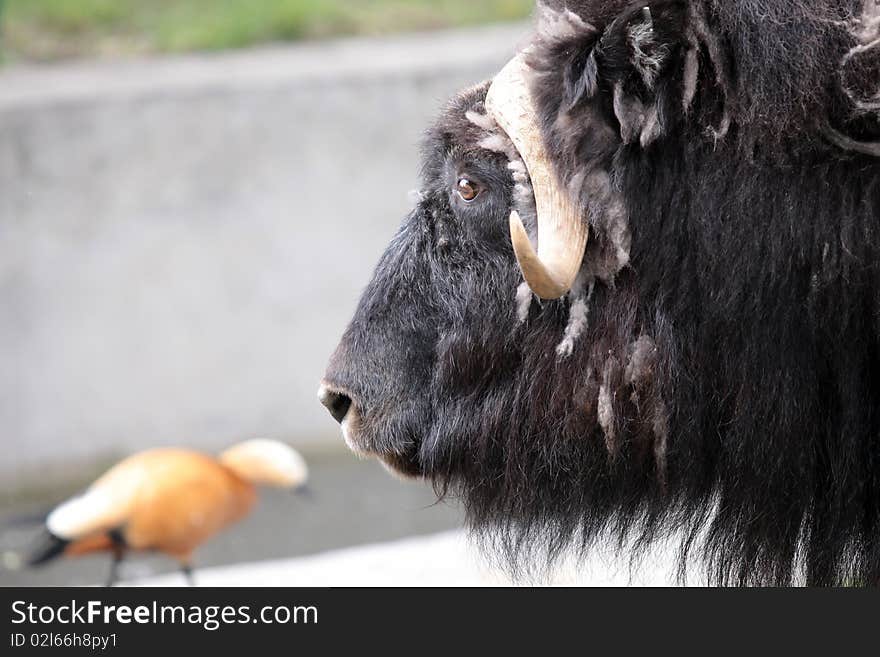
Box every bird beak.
[293,484,315,500]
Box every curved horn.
[485,53,588,299]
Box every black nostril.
[328,393,351,423]
[319,386,352,424]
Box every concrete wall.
[0,24,530,487]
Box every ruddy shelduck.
[27,439,308,585]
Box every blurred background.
[0,0,534,585]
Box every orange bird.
[26,439,308,586]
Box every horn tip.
[509,211,570,300]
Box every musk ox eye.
[456,178,480,202]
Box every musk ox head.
[320,0,880,585]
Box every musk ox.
[319,0,880,585]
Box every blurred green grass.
[0,0,533,62]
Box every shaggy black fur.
[323,1,880,585]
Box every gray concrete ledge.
[127,531,684,587]
[0,24,531,109]
[0,24,531,487]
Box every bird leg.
[180,561,195,586]
[105,550,124,587]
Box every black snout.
[318,385,352,424]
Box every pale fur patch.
[477,134,510,155]
[652,399,670,486]
[515,281,533,322]
[465,109,497,132]
[853,0,880,45]
[556,281,595,358]
[606,198,632,271]
[624,335,670,483]
[597,380,616,454]
[468,109,525,164]
[628,8,670,91]
[625,335,657,385]
[340,413,368,459]
[536,3,595,42]
[640,106,662,147]
[682,46,700,113]
[841,0,880,112]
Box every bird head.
[218,439,309,489]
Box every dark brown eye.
[456,178,480,202]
